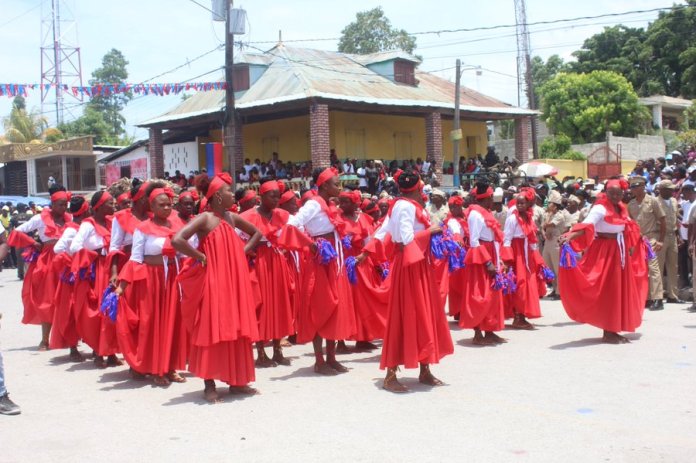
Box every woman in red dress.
[501,188,546,329]
[459,182,507,345]
[368,171,453,393]
[444,195,468,319]
[8,186,72,350]
[284,168,356,375]
[240,179,297,367]
[173,173,263,403]
[175,190,198,224]
[559,180,648,343]
[70,191,121,368]
[337,189,387,352]
[110,180,150,285]
[116,185,188,384]
[50,196,90,361]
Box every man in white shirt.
[356,161,368,192]
[343,159,355,175]
[679,184,696,288]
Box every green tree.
[2,96,48,143]
[59,107,113,144]
[338,7,416,55]
[531,55,566,107]
[539,70,651,143]
[681,100,696,130]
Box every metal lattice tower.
[40,0,83,126]
[514,0,532,109]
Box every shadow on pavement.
[342,354,381,364]
[371,377,447,393]
[456,338,499,349]
[684,325,696,329]
[549,338,603,350]
[162,388,258,406]
[534,321,581,328]
[3,345,40,352]
[268,365,321,381]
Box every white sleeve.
[69,222,91,255]
[397,205,415,245]
[288,199,320,228]
[503,214,517,247]
[468,211,484,248]
[446,218,462,236]
[130,229,145,264]
[54,228,76,255]
[582,205,606,226]
[16,214,43,234]
[373,216,389,242]
[110,217,125,253]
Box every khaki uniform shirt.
[628,195,666,240]
[493,205,508,229]
[428,203,449,225]
[660,197,679,242]
[543,210,567,242]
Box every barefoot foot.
[255,356,278,368]
[94,356,107,369]
[69,348,85,363]
[204,380,221,403]
[106,355,124,367]
[314,362,338,376]
[153,375,171,387]
[327,359,349,373]
[130,368,147,380]
[335,341,351,354]
[485,332,508,344]
[167,371,187,383]
[271,352,291,366]
[354,341,378,351]
[229,385,259,395]
[383,369,409,393]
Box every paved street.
[0,271,695,462]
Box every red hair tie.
[316,167,338,187]
[132,182,149,202]
[279,190,297,205]
[448,196,464,207]
[362,203,379,214]
[339,190,361,204]
[51,191,71,202]
[74,199,89,217]
[239,190,257,205]
[149,187,174,203]
[520,187,535,203]
[117,192,130,203]
[93,191,113,210]
[259,181,280,195]
[179,190,199,202]
[606,179,628,191]
[475,186,494,200]
[206,172,232,200]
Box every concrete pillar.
[148,128,164,179]
[310,103,330,169]
[425,112,443,177]
[651,105,663,129]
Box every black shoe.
[645,300,653,309]
[650,300,664,311]
[666,298,686,304]
[0,393,20,415]
[687,304,696,313]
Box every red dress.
[370,198,453,369]
[71,218,119,356]
[117,219,188,375]
[178,219,258,386]
[501,209,546,319]
[445,215,469,317]
[240,207,295,341]
[559,200,648,332]
[49,225,80,349]
[340,213,388,342]
[8,209,72,326]
[458,205,505,332]
[285,196,356,344]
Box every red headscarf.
[475,186,493,200]
[93,191,113,210]
[51,191,71,202]
[149,187,174,203]
[200,172,232,211]
[279,190,297,205]
[316,167,338,187]
[117,192,131,203]
[339,189,361,205]
[132,182,149,202]
[448,196,464,207]
[259,181,280,195]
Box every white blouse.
[129,229,167,264]
[467,209,495,247]
[16,214,61,242]
[582,205,625,233]
[109,216,133,252]
[446,217,463,236]
[70,222,107,255]
[54,227,77,255]
[373,200,426,245]
[287,198,334,237]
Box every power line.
[187,0,217,16]
[243,5,689,45]
[0,0,44,28]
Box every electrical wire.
[0,0,44,28]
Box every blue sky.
[0,0,683,140]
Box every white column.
[61,156,68,189]
[652,105,663,129]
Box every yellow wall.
[537,158,588,180]
[234,111,488,164]
[621,160,637,176]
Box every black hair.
[90,191,105,208]
[130,178,144,198]
[259,176,275,187]
[397,170,420,191]
[144,180,167,200]
[48,184,66,196]
[69,196,86,214]
[234,188,249,202]
[474,180,490,196]
[311,168,324,184]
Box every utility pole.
[452,59,462,187]
[223,0,236,182]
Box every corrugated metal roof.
[139,44,535,127]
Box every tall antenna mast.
[41,0,83,126]
[514,0,538,158]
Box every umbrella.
[518,161,558,178]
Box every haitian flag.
[205,142,223,176]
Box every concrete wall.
[163,142,199,176]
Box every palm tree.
[3,96,49,143]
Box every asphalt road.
[0,271,694,462]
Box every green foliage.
[677,129,696,149]
[539,70,651,144]
[59,107,129,145]
[338,7,416,55]
[3,96,48,143]
[539,134,572,158]
[531,55,566,108]
[567,4,696,98]
[43,127,64,143]
[559,150,587,160]
[681,101,696,130]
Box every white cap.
[493,187,504,202]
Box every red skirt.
[49,256,79,349]
[117,262,187,375]
[433,258,449,313]
[296,236,356,343]
[253,245,295,341]
[559,236,647,332]
[504,238,543,319]
[379,252,453,370]
[350,255,388,341]
[448,267,466,316]
[458,241,504,332]
[74,253,119,356]
[21,244,59,325]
